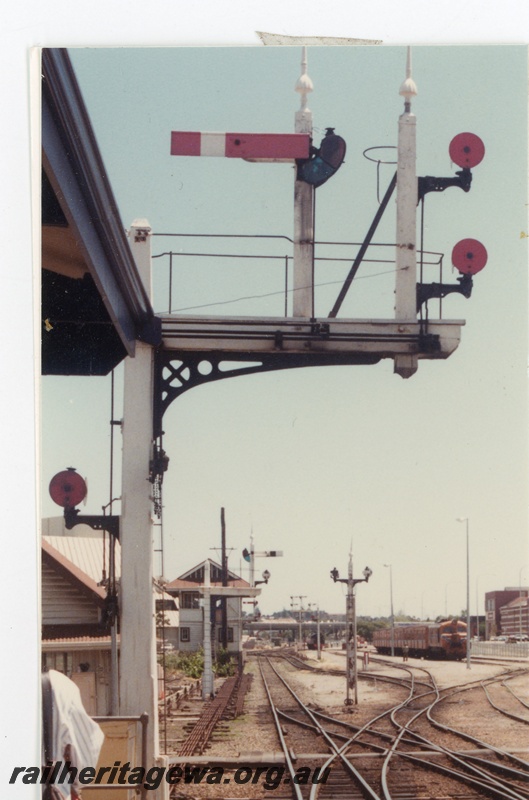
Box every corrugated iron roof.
[43,534,121,584]
[167,557,249,588]
[41,538,107,607]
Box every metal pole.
[352,587,358,705]
[331,560,371,706]
[109,535,119,715]
[384,564,395,657]
[250,533,255,588]
[345,585,352,705]
[476,577,479,640]
[519,567,524,639]
[466,520,471,669]
[457,517,471,669]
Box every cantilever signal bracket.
[417,273,473,310]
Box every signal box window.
[180,627,190,643]
[181,592,200,609]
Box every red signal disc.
[49,469,87,508]
[451,239,488,275]
[449,133,485,169]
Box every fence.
[471,641,529,658]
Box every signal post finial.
[399,46,418,111]
[295,46,313,135]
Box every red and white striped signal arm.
[170,131,310,163]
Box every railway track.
[257,653,529,799]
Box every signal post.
[119,220,163,787]
[394,49,419,378]
[293,46,314,318]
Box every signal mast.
[293,46,314,318]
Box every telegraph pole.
[290,596,306,649]
[331,557,372,705]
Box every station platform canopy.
[41,48,159,376]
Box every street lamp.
[255,569,271,586]
[457,517,471,670]
[331,558,372,705]
[383,564,395,657]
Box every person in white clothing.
[42,669,105,799]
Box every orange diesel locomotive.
[372,619,467,660]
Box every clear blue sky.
[39,43,528,621]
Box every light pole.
[383,564,395,657]
[331,557,372,705]
[457,517,471,669]
[519,566,526,640]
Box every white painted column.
[249,532,255,588]
[293,47,314,318]
[202,560,214,699]
[119,220,160,777]
[394,49,419,379]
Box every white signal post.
[119,220,161,790]
[202,560,214,698]
[394,48,419,379]
[170,48,316,320]
[293,46,315,318]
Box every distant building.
[41,517,178,713]
[41,523,118,714]
[165,559,259,654]
[499,595,529,638]
[485,587,528,639]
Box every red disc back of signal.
[452,239,488,275]
[449,133,485,169]
[49,469,87,508]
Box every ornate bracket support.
[153,349,380,437]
